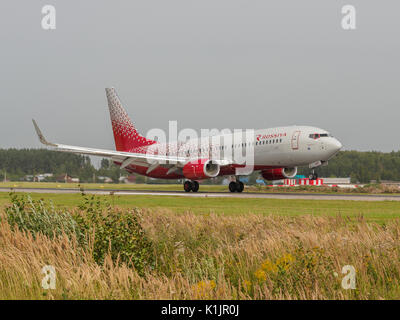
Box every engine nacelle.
[261,167,297,181]
[182,159,220,180]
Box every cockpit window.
[309,133,330,139]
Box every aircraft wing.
[32,120,235,170]
[32,119,189,168]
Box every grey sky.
[0,1,399,153]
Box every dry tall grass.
[1,207,400,299]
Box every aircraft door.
[291,131,300,150]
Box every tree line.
[0,149,96,182]
[298,150,400,183]
[1,149,400,183]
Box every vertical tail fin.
[106,88,155,152]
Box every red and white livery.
[33,88,342,192]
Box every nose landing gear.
[183,180,199,192]
[229,180,244,193]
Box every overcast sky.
[0,1,399,153]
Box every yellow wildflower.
[276,253,295,271]
[261,259,278,273]
[242,280,252,292]
[254,269,267,282]
[192,280,216,299]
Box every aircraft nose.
[330,138,342,153]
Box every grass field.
[1,191,400,299]
[1,191,400,223]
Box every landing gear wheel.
[229,181,237,192]
[184,181,192,192]
[237,181,244,193]
[192,181,199,192]
[309,173,318,180]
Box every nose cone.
[332,138,342,151]
[327,138,342,157]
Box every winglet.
[32,119,57,146]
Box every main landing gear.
[229,181,244,193]
[183,180,199,192]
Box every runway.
[1,187,400,201]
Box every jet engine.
[261,167,297,181]
[182,159,220,180]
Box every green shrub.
[73,195,154,274]
[3,193,154,275]
[4,193,84,243]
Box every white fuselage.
[174,125,342,169]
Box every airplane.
[32,87,342,193]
